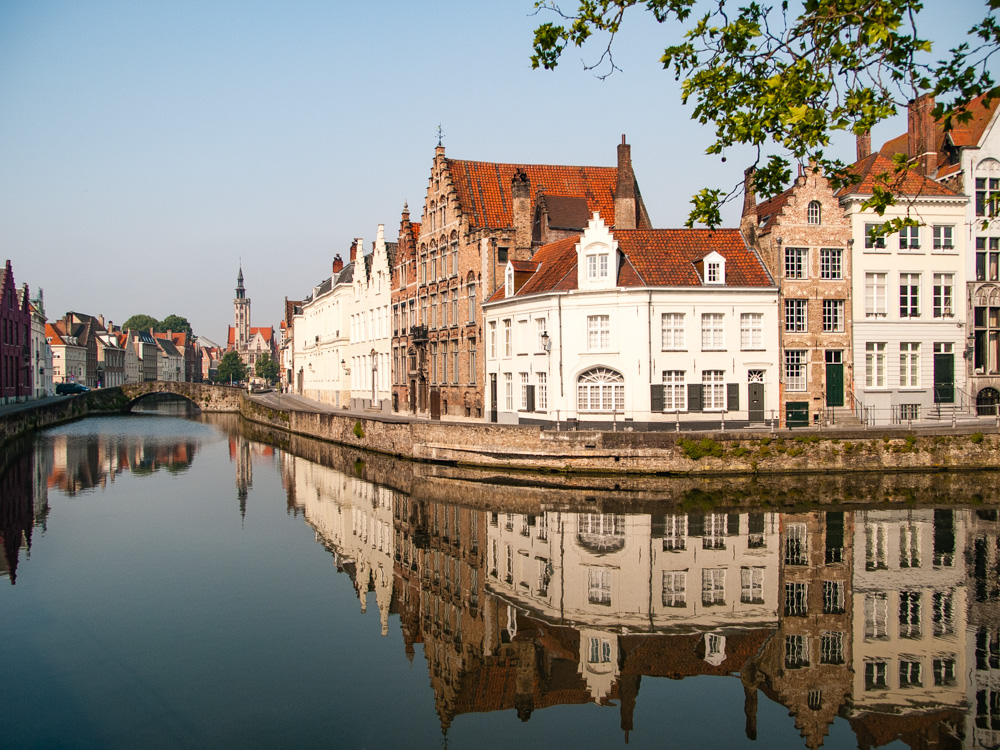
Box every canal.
[0,408,994,749]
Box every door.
[825,350,844,407]
[489,374,498,423]
[430,389,441,420]
[408,380,416,412]
[748,370,764,422]
[934,344,954,404]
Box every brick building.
[0,260,31,403]
[390,138,650,419]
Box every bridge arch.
[119,381,245,413]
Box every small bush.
[353,420,365,439]
[971,432,985,444]
[787,446,805,457]
[730,445,749,458]
[678,437,725,460]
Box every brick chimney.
[740,166,757,243]
[332,254,343,274]
[908,94,936,175]
[511,169,531,253]
[350,239,361,264]
[856,130,871,161]
[614,135,637,230]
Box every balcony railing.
[409,325,428,343]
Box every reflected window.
[900,591,922,638]
[588,637,611,664]
[785,582,808,616]
[537,559,551,597]
[577,513,626,552]
[934,657,957,686]
[823,580,845,614]
[977,689,1000,731]
[864,592,890,640]
[704,513,728,550]
[784,635,809,669]
[933,590,955,636]
[784,523,808,565]
[747,513,766,549]
[702,568,726,606]
[588,568,612,606]
[865,660,889,691]
[865,522,888,570]
[741,567,764,604]
[820,631,845,664]
[899,659,923,688]
[662,571,687,607]
[934,509,955,567]
[900,524,921,568]
[977,629,1000,670]
[658,514,687,551]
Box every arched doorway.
[977,387,1000,415]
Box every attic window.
[702,252,726,285]
[587,252,609,280]
[807,201,821,225]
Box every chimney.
[856,130,871,161]
[908,94,936,175]
[511,169,532,253]
[332,254,344,274]
[349,239,360,264]
[98,314,105,329]
[740,166,758,242]
[614,135,637,230]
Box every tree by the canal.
[159,314,193,335]
[123,314,159,333]
[215,351,247,384]
[531,0,1000,228]
[254,353,279,384]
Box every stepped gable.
[447,159,624,230]
[755,187,795,233]
[836,152,959,197]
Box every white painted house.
[346,225,394,411]
[292,250,351,406]
[841,153,969,424]
[483,215,780,428]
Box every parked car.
[56,382,90,395]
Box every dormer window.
[701,251,726,285]
[807,201,821,225]
[706,261,721,283]
[587,252,609,280]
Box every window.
[703,370,725,410]
[900,524,920,567]
[865,660,889,690]
[497,246,508,264]
[900,273,920,317]
[740,313,762,349]
[504,373,512,410]
[900,590,922,638]
[488,321,497,359]
[899,660,923,688]
[933,273,953,317]
[661,313,685,350]
[537,558,550,596]
[823,580,845,614]
[785,523,808,565]
[469,345,476,384]
[820,248,842,279]
[703,512,728,550]
[586,252,609,280]
[588,637,612,663]
[785,299,807,332]
[662,370,686,411]
[864,592,889,640]
[785,247,808,278]
[662,571,687,607]
[865,273,887,316]
[741,567,764,604]
[662,514,687,551]
[899,342,920,388]
[933,591,955,636]
[866,342,886,387]
[784,350,807,391]
[785,581,808,616]
[822,300,845,332]
[577,368,624,412]
[536,318,547,351]
[468,284,476,322]
[821,631,845,664]
[702,568,725,606]
[588,568,612,605]
[807,200,821,225]
[706,260,721,283]
[451,290,458,324]
[933,657,956,686]
[933,225,955,250]
[520,372,529,409]
[899,403,919,420]
[899,225,921,250]
[701,313,723,349]
[866,523,888,570]
[977,176,1000,216]
[536,372,547,410]
[976,237,1000,281]
[865,223,887,249]
[587,315,610,350]
[785,635,809,669]
[503,319,511,357]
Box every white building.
[483,214,780,427]
[26,292,52,398]
[843,152,969,424]
[346,225,394,410]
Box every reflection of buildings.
[229,435,275,520]
[0,450,35,584]
[966,509,1000,750]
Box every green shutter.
[688,384,703,412]
[727,383,739,411]
[650,384,664,412]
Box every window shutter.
[650,384,664,412]
[727,383,739,411]
[526,385,535,413]
[687,383,703,412]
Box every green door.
[934,353,954,404]
[826,363,844,407]
[786,402,809,427]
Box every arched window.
[577,367,624,412]
[807,201,821,225]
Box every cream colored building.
[346,226,394,410]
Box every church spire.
[236,265,245,299]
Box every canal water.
[1,410,995,749]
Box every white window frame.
[900,272,920,318]
[785,299,808,332]
[536,371,547,410]
[933,273,954,318]
[822,299,844,333]
[865,272,887,316]
[899,224,921,250]
[661,312,685,350]
[933,225,955,251]
[701,313,724,350]
[503,319,512,357]
[703,370,725,411]
[662,370,686,411]
[899,342,920,388]
[785,247,808,279]
[784,350,807,391]
[740,313,762,350]
[662,571,687,607]
[587,315,611,351]
[577,368,625,412]
[820,247,842,279]
[866,342,886,388]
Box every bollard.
[952,411,957,429]
[721,411,726,432]
[675,412,680,432]
[771,410,776,433]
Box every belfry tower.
[234,266,251,351]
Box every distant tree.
[123,314,159,332]
[159,314,192,335]
[254,353,279,384]
[215,351,247,384]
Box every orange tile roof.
[227,326,275,346]
[494,228,772,301]
[447,159,620,230]
[755,187,794,233]
[836,152,958,197]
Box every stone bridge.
[118,381,245,413]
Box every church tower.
[234,266,251,351]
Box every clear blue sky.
[0,0,988,340]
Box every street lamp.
[541,330,551,353]
[370,348,378,406]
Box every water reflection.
[9,418,1000,748]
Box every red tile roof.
[755,187,794,233]
[493,228,772,301]
[227,326,275,346]
[836,152,958,198]
[447,159,622,230]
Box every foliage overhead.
[531,0,1000,227]
[254,353,279,384]
[215,351,247,384]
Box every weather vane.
[437,124,444,147]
